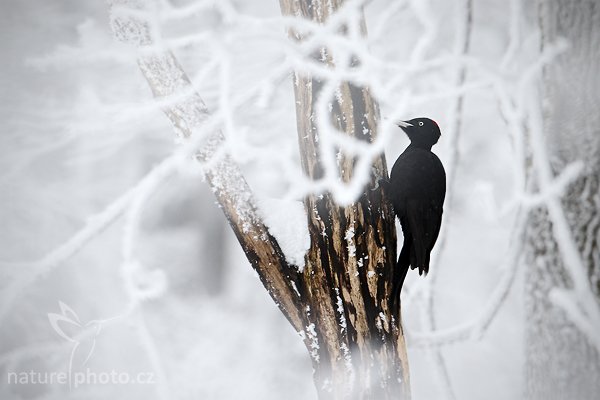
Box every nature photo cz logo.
[7,301,155,389]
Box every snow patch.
[345,225,356,258]
[334,288,347,333]
[256,197,310,270]
[306,323,320,363]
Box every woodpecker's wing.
[390,149,446,275]
[429,152,446,208]
[427,152,446,250]
[389,149,445,209]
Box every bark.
[525,1,600,399]
[108,0,410,398]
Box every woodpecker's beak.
[397,120,413,131]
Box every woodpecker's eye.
[418,121,424,126]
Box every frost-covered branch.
[0,154,179,325]
[409,217,525,347]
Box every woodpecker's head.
[397,117,441,149]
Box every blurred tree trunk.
[525,1,600,399]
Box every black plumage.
[387,117,446,306]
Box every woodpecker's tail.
[410,249,431,276]
[405,200,432,276]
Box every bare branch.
[107,0,306,332]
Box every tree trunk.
[277,1,410,398]
[525,1,600,399]
[108,0,410,398]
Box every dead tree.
[108,0,410,398]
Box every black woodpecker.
[387,117,446,307]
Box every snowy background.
[0,0,583,399]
